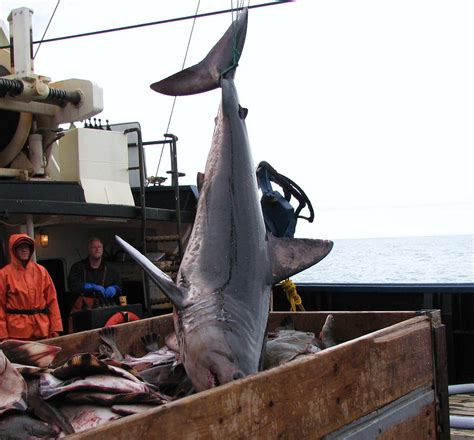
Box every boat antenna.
[34,0,61,58]
[154,0,202,179]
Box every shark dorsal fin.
[115,236,186,309]
[267,233,333,284]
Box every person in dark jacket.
[67,237,121,332]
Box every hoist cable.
[0,1,293,50]
[154,0,201,179]
[34,0,61,58]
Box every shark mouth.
[207,369,220,388]
[206,366,246,388]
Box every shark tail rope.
[281,279,305,312]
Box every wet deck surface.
[450,394,474,439]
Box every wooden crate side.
[432,318,450,439]
[46,311,415,365]
[379,401,437,439]
[69,316,434,440]
[325,386,437,439]
[268,311,417,342]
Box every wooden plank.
[450,394,474,415]
[268,311,417,342]
[426,310,450,439]
[68,315,434,439]
[451,430,474,439]
[379,401,437,439]
[325,387,437,439]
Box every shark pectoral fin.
[267,233,333,284]
[115,236,185,309]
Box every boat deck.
[450,393,474,439]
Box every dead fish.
[138,362,175,386]
[264,315,337,369]
[141,333,161,353]
[12,363,46,376]
[139,362,193,397]
[57,404,120,433]
[27,378,75,436]
[111,404,157,416]
[0,340,61,368]
[39,372,152,400]
[0,350,28,415]
[117,8,333,392]
[319,314,337,348]
[98,326,123,360]
[0,413,60,439]
[164,332,179,353]
[263,330,321,370]
[122,346,178,368]
[63,391,168,406]
[52,353,141,382]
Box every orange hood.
[8,233,35,267]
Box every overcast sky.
[1,0,473,239]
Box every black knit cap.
[13,236,34,252]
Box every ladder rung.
[146,235,180,242]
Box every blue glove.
[84,283,105,296]
[104,285,120,298]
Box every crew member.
[67,237,121,332]
[0,233,63,341]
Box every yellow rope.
[281,279,305,312]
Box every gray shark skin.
[116,9,333,391]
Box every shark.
[116,9,333,391]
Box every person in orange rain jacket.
[0,233,63,341]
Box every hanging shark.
[116,9,333,391]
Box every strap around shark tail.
[150,9,248,96]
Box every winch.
[0,7,103,179]
[0,7,135,207]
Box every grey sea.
[293,234,474,284]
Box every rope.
[0,1,293,50]
[34,0,61,58]
[222,0,247,77]
[154,0,201,179]
[281,279,305,312]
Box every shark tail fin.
[115,236,186,309]
[268,233,333,284]
[150,9,248,96]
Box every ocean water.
[292,234,474,283]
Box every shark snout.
[233,371,245,380]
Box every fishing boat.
[0,3,472,439]
[0,6,197,328]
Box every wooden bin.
[45,311,449,439]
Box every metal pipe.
[124,127,150,315]
[25,214,36,262]
[164,133,183,261]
